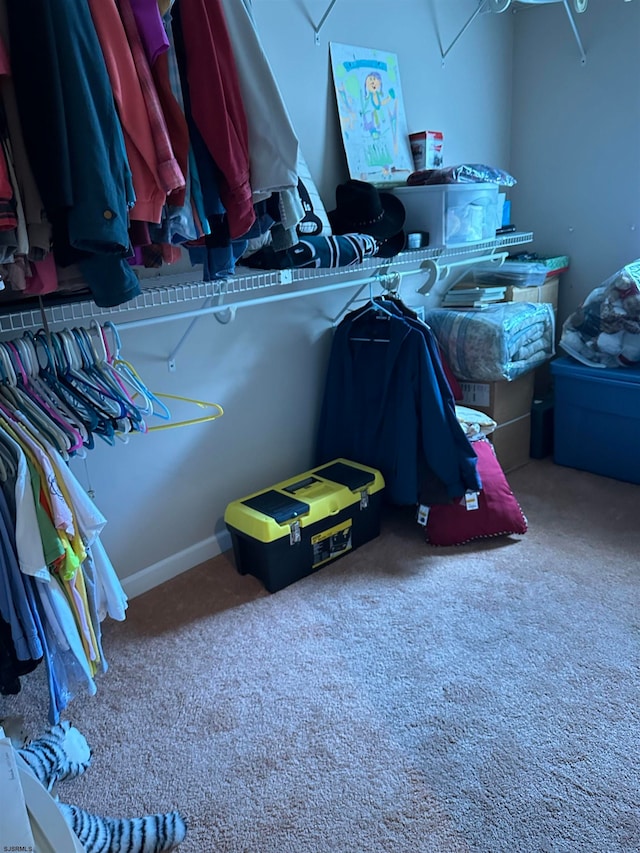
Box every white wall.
[253,0,515,206]
[61,0,515,592]
[509,0,640,326]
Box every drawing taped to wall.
[329,42,414,186]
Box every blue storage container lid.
[551,356,640,385]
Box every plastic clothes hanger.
[2,340,84,454]
[78,325,144,442]
[71,327,138,443]
[348,281,396,343]
[102,322,224,431]
[141,392,223,431]
[112,356,172,421]
[0,342,73,458]
[64,328,124,415]
[100,322,155,419]
[0,341,17,385]
[16,335,89,456]
[0,366,22,477]
[73,326,143,428]
[31,330,99,449]
[49,330,120,446]
[0,413,14,481]
[46,331,115,445]
[82,321,148,425]
[118,359,223,431]
[55,329,124,421]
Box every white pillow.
[455,405,497,438]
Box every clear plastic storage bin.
[473,261,549,287]
[392,183,499,247]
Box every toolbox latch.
[359,488,369,510]
[289,520,301,545]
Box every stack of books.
[443,285,507,309]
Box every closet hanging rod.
[417,251,509,295]
[435,250,508,279]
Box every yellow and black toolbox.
[224,459,385,593]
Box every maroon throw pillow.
[425,439,528,546]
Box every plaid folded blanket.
[423,302,555,381]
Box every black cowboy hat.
[374,228,406,259]
[327,179,406,245]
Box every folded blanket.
[424,302,555,381]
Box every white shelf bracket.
[163,271,291,369]
[416,251,508,296]
[165,292,237,372]
[442,0,586,66]
[313,0,340,45]
[441,0,489,64]
[560,0,587,65]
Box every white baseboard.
[121,530,232,599]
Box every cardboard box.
[0,734,36,853]
[490,414,532,472]
[504,275,559,312]
[459,370,535,423]
[459,372,535,472]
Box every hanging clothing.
[173,0,255,240]
[316,303,482,506]
[0,5,52,262]
[87,0,173,225]
[0,612,40,695]
[0,476,43,663]
[0,408,127,721]
[0,324,151,720]
[147,9,199,243]
[0,0,316,303]
[171,7,247,277]
[5,0,139,308]
[149,36,190,211]
[218,0,299,201]
[117,0,185,198]
[130,0,170,65]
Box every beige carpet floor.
[3,458,639,853]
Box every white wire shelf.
[0,231,533,335]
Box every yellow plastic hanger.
[142,392,224,432]
[117,359,224,432]
[100,323,224,432]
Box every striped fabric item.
[244,233,379,271]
